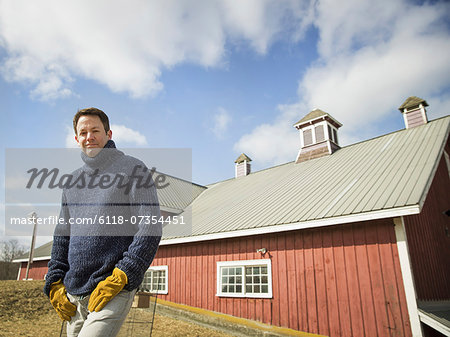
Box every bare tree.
[0,239,26,280]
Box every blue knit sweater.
[44,141,161,296]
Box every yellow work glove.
[49,280,77,321]
[88,267,128,312]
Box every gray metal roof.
[156,174,205,213]
[14,240,53,261]
[418,301,450,335]
[18,116,450,252]
[163,116,450,240]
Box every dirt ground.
[0,280,232,337]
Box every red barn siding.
[151,219,412,337]
[18,260,48,280]
[403,151,450,301]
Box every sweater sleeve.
[43,192,71,296]
[116,167,162,290]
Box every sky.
[1,0,450,247]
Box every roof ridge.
[341,115,449,150]
[155,169,206,189]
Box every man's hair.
[73,108,110,135]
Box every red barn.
[15,97,450,337]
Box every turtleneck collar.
[80,140,122,173]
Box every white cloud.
[221,0,309,53]
[65,126,78,148]
[301,0,450,133]
[427,93,450,120]
[236,0,450,165]
[65,124,147,148]
[1,55,74,100]
[314,0,402,58]
[110,124,148,146]
[211,107,232,139]
[0,0,309,100]
[234,103,302,165]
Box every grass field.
[0,280,232,337]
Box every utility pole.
[25,212,37,280]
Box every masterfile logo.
[5,148,193,237]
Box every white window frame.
[216,259,272,298]
[141,265,168,295]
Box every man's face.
[75,115,112,157]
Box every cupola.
[293,109,342,163]
[398,96,428,128]
[235,153,252,178]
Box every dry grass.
[0,280,232,337]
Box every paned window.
[217,259,272,298]
[140,265,168,294]
[221,266,243,293]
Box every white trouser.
[66,289,136,337]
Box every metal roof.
[17,116,450,254]
[163,116,450,240]
[418,302,450,336]
[156,174,205,213]
[14,240,53,262]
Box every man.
[44,108,161,337]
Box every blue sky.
[1,0,449,247]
